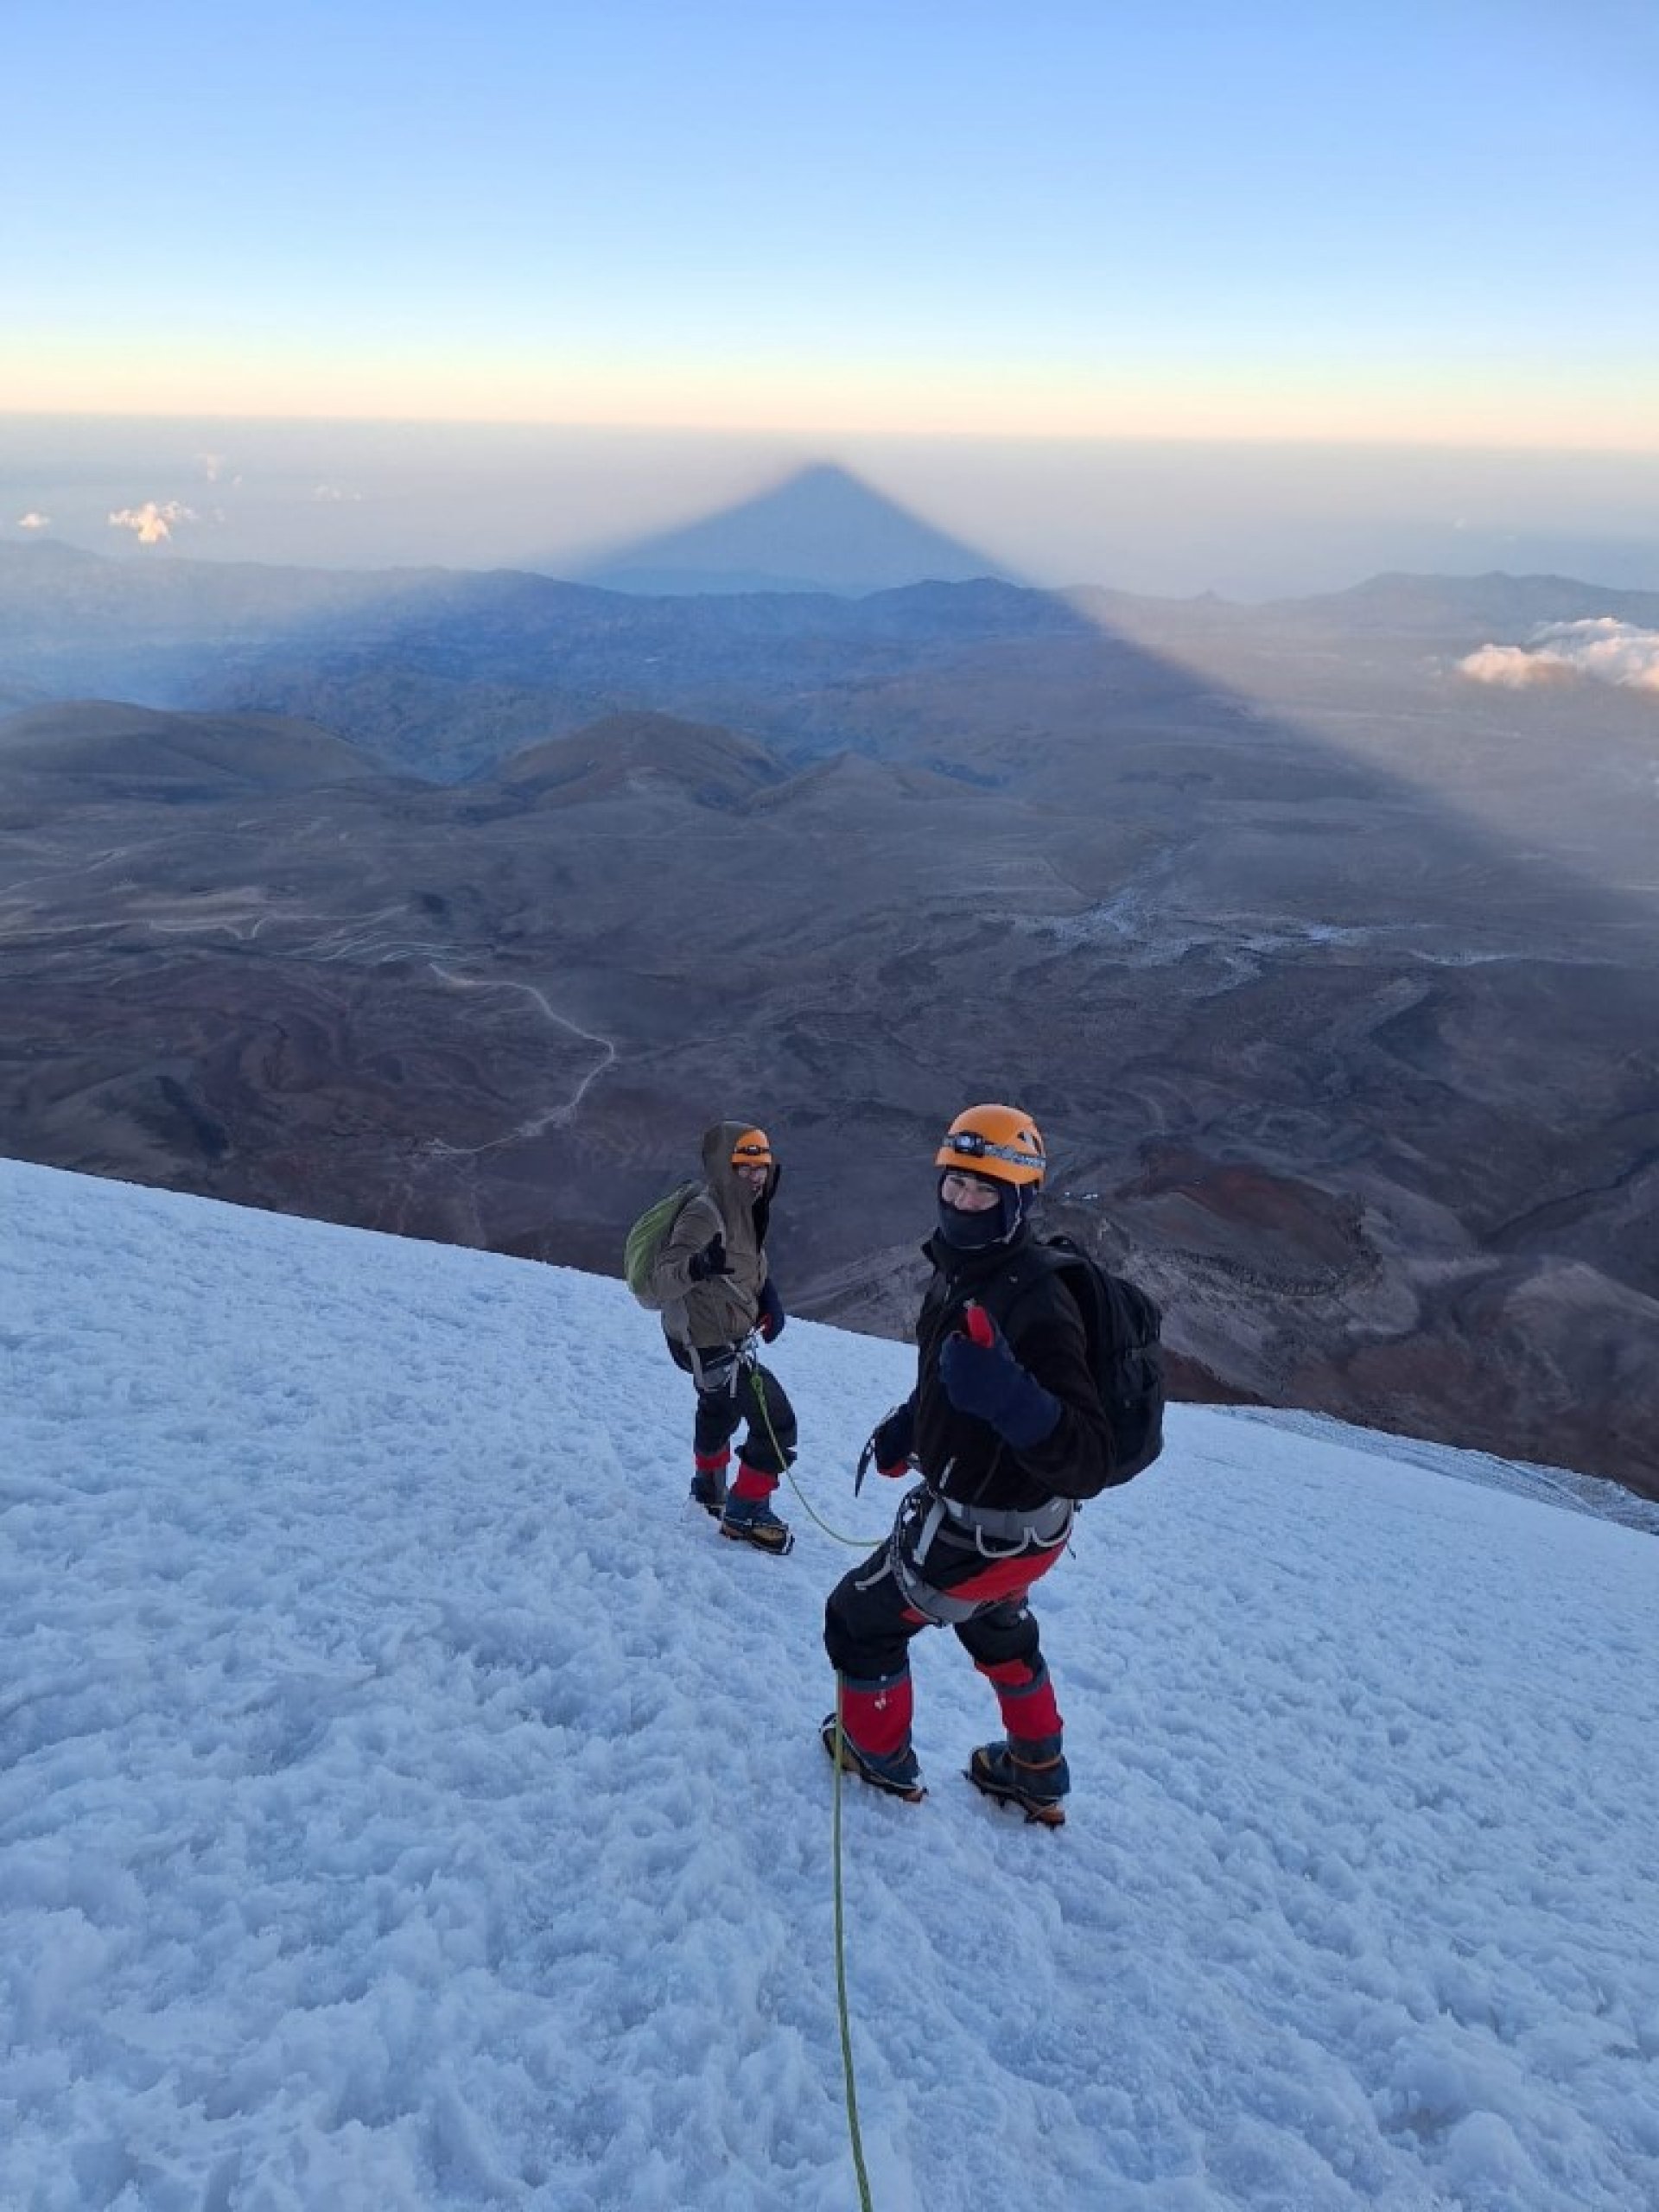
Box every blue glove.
[938,1318,1059,1450]
[757,1276,785,1342]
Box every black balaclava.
[936,1169,1031,1253]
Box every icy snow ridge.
[2,1157,1656,2211]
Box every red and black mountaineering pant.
[669,1338,798,1478]
[823,1483,1069,1765]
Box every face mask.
[936,1176,1015,1250]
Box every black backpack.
[977,1234,1165,1484]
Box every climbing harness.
[889,1484,1074,1624]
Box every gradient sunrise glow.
[3,0,1654,452]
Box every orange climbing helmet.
[730,1127,774,1168]
[934,1103,1046,1187]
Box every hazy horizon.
[7,414,1659,601]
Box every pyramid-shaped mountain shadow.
[576,461,1013,596]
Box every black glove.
[868,1400,915,1476]
[757,1276,785,1342]
[855,1398,916,1494]
[687,1235,732,1283]
[939,1316,1059,1450]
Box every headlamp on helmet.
[731,1127,774,1169]
[934,1103,1045,1187]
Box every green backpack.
[624,1180,700,1308]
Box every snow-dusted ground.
[2,1158,1655,2212]
[1224,1405,1659,1536]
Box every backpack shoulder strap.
[653,1180,713,1259]
[976,1236,1154,1357]
[971,1239,1091,1344]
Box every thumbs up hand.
[939,1306,1059,1450]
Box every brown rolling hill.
[0,700,394,796]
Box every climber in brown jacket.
[653,1120,797,1554]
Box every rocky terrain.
[1,546,1656,1496]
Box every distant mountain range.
[3,531,1656,788]
[1268,569,1659,633]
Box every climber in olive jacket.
[654,1120,797,1554]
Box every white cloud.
[107,499,199,546]
[311,482,362,503]
[1458,643,1571,689]
[16,511,51,531]
[1459,618,1659,696]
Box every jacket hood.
[701,1119,780,1207]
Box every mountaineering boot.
[719,1494,794,1554]
[821,1715,925,1802]
[690,1448,729,1518]
[719,1462,793,1554]
[966,1737,1071,1827]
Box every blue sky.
[4,0,1656,445]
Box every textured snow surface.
[2,1158,1655,2211]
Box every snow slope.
[2,1158,1656,2212]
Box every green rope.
[832,1680,877,2212]
[740,1363,877,2198]
[785,1463,884,1549]
[737,1361,876,2202]
[746,1364,881,1549]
